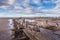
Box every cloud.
[41,0,60,13]
[0,0,60,17]
[12,0,59,14]
[0,11,60,17]
[8,0,15,5]
[0,13,7,17]
[0,6,9,9]
[32,0,40,4]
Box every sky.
[0,0,60,17]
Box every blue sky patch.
[29,0,56,10]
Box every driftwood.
[42,24,57,31]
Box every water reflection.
[8,19,14,29]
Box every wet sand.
[0,18,12,40]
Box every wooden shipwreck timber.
[11,18,60,40]
[0,18,60,40]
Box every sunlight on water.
[8,19,14,29]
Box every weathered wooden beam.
[23,29,55,40]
